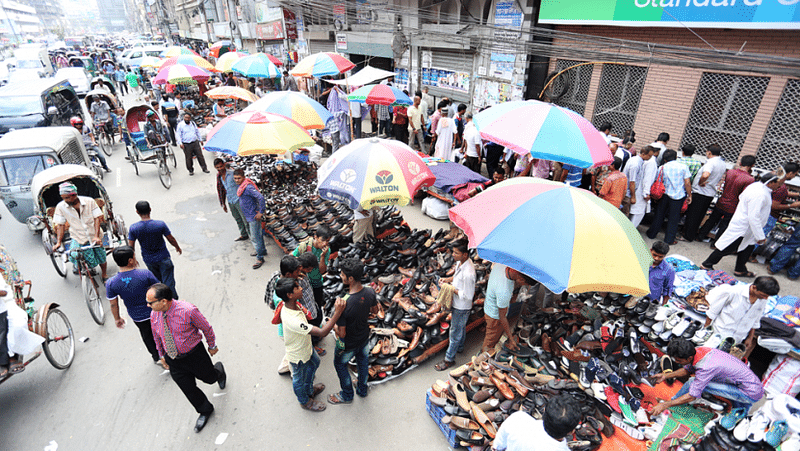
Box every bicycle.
[94,120,114,157]
[68,244,106,325]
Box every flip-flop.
[314,346,327,357]
[435,360,455,371]
[311,383,325,398]
[301,400,326,412]
[9,362,24,374]
[0,368,8,378]
[734,271,756,278]
[252,260,264,269]
[328,393,353,405]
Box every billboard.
[538,0,800,29]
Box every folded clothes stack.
[322,227,492,381]
[427,350,614,450]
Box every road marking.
[116,169,121,187]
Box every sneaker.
[718,337,735,353]
[654,306,673,322]
[733,416,751,442]
[672,317,692,336]
[635,407,650,425]
[591,382,607,400]
[746,410,771,443]
[765,419,789,447]
[704,334,722,349]
[664,312,683,330]
[720,407,748,430]
[610,413,644,440]
[692,326,714,345]
[692,396,724,411]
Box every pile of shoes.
[697,407,791,451]
[263,194,355,251]
[322,228,492,381]
[427,350,614,451]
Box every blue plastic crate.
[426,390,461,449]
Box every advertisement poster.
[494,1,523,39]
[490,53,515,81]
[473,79,524,108]
[394,68,409,92]
[424,67,469,93]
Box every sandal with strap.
[734,271,756,278]
[301,399,326,412]
[311,383,325,398]
[435,359,455,371]
[328,392,353,405]
[9,361,25,374]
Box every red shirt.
[771,184,789,218]
[598,170,628,208]
[716,168,754,214]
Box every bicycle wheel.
[168,147,177,168]
[131,153,139,175]
[101,133,113,156]
[158,160,172,189]
[50,251,67,278]
[82,273,105,325]
[42,308,75,369]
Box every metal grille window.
[592,64,647,135]
[552,60,592,116]
[757,79,800,170]
[681,73,769,163]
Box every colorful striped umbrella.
[215,51,247,72]
[347,84,412,106]
[139,56,163,68]
[209,40,234,58]
[159,54,217,72]
[317,138,436,210]
[244,91,331,130]
[205,86,258,102]
[152,64,210,85]
[290,52,355,77]
[231,53,282,78]
[204,111,314,156]
[160,46,199,58]
[473,100,613,168]
[449,177,651,295]
[264,53,283,66]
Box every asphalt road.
[2,89,798,451]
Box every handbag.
[650,168,665,201]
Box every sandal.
[734,271,756,278]
[252,260,264,269]
[435,359,456,371]
[328,393,353,405]
[311,383,325,398]
[0,367,8,378]
[314,346,327,357]
[9,361,24,374]
[301,400,326,412]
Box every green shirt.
[680,156,702,183]
[126,72,139,88]
[292,239,330,288]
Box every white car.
[55,67,92,96]
[122,46,165,69]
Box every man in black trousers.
[148,283,226,432]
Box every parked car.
[122,46,166,68]
[55,67,92,96]
[0,79,84,137]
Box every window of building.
[552,59,593,116]
[756,79,800,171]
[592,64,647,136]
[681,72,769,163]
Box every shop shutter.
[756,79,800,171]
[592,64,648,135]
[680,72,769,163]
[424,48,474,103]
[310,39,336,54]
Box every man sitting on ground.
[493,395,582,451]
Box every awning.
[323,65,395,87]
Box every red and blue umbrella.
[449,177,651,295]
[347,84,412,106]
[473,100,613,168]
[290,52,355,78]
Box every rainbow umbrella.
[290,52,355,77]
[317,138,436,209]
[204,111,314,156]
[209,40,234,58]
[205,86,258,103]
[215,51,247,72]
[473,100,613,168]
[231,53,282,78]
[160,46,199,58]
[152,64,210,85]
[264,53,283,66]
[348,84,412,106]
[159,54,217,72]
[140,56,163,68]
[244,91,331,130]
[449,177,651,295]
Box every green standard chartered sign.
[539,0,800,29]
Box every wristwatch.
[208,346,218,350]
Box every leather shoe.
[195,409,213,432]
[215,362,226,389]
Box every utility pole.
[200,0,213,43]
[225,0,242,48]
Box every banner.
[255,4,283,24]
[538,0,800,29]
[256,21,284,40]
[421,67,470,93]
[495,1,524,39]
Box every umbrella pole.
[346,72,354,140]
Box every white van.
[122,46,166,68]
[10,46,54,81]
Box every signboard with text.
[539,0,800,29]
[257,21,284,40]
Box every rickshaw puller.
[52,182,109,281]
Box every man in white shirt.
[702,172,782,277]
[681,144,727,241]
[349,99,363,140]
[704,276,779,349]
[623,145,656,226]
[352,207,375,243]
[493,395,581,451]
[599,121,612,145]
[421,87,433,113]
[407,96,427,154]
[52,182,108,279]
[652,132,669,164]
[434,240,476,371]
[461,114,482,173]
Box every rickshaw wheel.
[100,135,112,157]
[50,252,68,278]
[168,147,177,168]
[131,155,139,175]
[82,275,105,325]
[158,161,172,190]
[42,308,75,369]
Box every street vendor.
[650,338,764,416]
[704,275,779,350]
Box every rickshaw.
[32,165,127,324]
[89,76,117,96]
[0,244,75,384]
[0,127,99,231]
[124,105,177,189]
[68,56,97,76]
[85,89,121,156]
